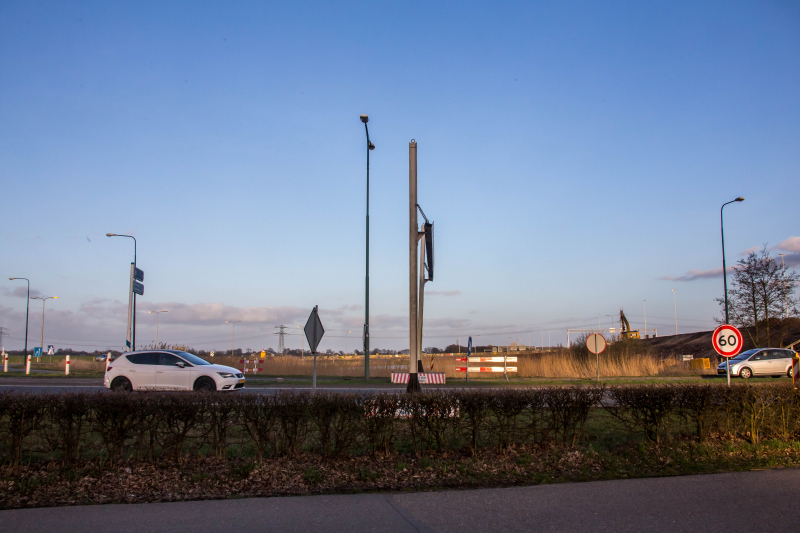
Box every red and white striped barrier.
[455,366,518,373]
[65,354,70,376]
[391,372,446,384]
[239,359,263,374]
[455,356,517,363]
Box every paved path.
[2,468,798,532]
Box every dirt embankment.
[639,318,800,361]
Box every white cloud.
[775,237,800,253]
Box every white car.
[104,350,245,391]
[716,348,798,379]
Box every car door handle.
[157,370,164,373]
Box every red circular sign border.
[712,324,744,357]
[586,333,607,355]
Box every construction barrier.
[690,358,710,370]
[391,372,446,384]
[239,359,263,374]
[455,367,518,373]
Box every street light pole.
[360,115,375,380]
[672,290,677,335]
[107,233,137,350]
[643,300,647,338]
[720,197,744,325]
[345,330,351,356]
[779,253,788,318]
[225,321,242,357]
[8,278,30,360]
[30,296,57,361]
[457,324,460,355]
[297,325,304,358]
[148,310,168,348]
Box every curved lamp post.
[360,114,375,380]
[30,296,57,361]
[720,197,744,324]
[148,310,168,347]
[8,278,30,359]
[226,321,242,357]
[107,233,137,350]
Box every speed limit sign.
[712,324,743,358]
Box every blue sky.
[1,1,798,353]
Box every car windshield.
[731,349,758,361]
[170,351,211,366]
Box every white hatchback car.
[104,350,245,392]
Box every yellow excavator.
[620,308,640,339]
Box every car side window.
[751,353,764,361]
[158,353,188,366]
[127,353,159,365]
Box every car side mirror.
[175,362,185,368]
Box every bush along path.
[2,384,800,509]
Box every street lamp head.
[368,142,375,150]
[735,197,744,202]
[360,114,369,124]
[52,296,58,299]
[106,233,116,237]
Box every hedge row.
[2,384,799,466]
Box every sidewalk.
[3,468,799,532]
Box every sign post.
[712,324,743,386]
[466,337,472,382]
[586,333,607,383]
[304,306,325,390]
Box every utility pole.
[407,139,421,393]
[672,289,677,335]
[226,320,242,357]
[361,115,375,380]
[779,253,788,318]
[274,325,288,354]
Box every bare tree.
[716,245,799,346]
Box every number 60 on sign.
[712,324,743,358]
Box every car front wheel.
[788,367,795,378]
[740,367,752,379]
[193,377,216,392]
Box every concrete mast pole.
[407,140,421,393]
[417,232,426,367]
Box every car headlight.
[217,372,236,379]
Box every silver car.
[717,348,798,379]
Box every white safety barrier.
[26,354,31,375]
[2,350,7,373]
[391,372,446,384]
[456,355,517,380]
[65,354,70,376]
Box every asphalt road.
[2,468,798,532]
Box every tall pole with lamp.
[148,310,168,348]
[30,296,57,362]
[721,197,744,386]
[672,290,677,335]
[106,233,137,350]
[779,253,788,318]
[226,321,242,357]
[360,115,375,380]
[8,278,30,361]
